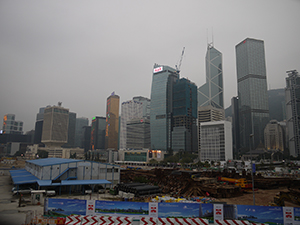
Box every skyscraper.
[127,118,150,149]
[2,114,23,134]
[231,97,241,159]
[90,116,106,150]
[63,112,76,148]
[119,99,143,149]
[132,96,151,119]
[236,38,269,149]
[41,104,69,148]
[198,43,224,110]
[285,70,300,157]
[150,64,179,151]
[34,107,45,144]
[105,93,120,150]
[172,78,198,153]
[75,117,89,148]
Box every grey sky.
[1,0,299,132]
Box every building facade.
[75,117,89,148]
[231,97,241,159]
[119,99,143,149]
[172,78,198,153]
[285,70,300,157]
[126,118,150,149]
[2,114,23,134]
[199,121,232,162]
[132,96,151,119]
[34,107,46,145]
[264,120,284,151]
[90,116,106,150]
[63,112,76,148]
[150,64,179,151]
[41,104,69,148]
[236,38,269,149]
[105,93,120,150]
[198,43,224,110]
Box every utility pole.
[250,134,255,205]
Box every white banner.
[86,200,95,215]
[283,207,294,225]
[149,202,158,218]
[214,204,224,221]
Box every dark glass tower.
[91,116,106,150]
[150,64,179,151]
[172,78,198,153]
[236,38,269,149]
[198,43,224,109]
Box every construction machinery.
[218,177,252,189]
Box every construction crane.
[175,47,185,74]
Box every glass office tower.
[198,43,224,109]
[236,38,269,149]
[150,64,179,151]
[172,78,198,153]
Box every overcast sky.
[1,0,299,132]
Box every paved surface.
[0,175,44,225]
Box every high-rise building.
[198,43,224,110]
[236,38,269,149]
[264,120,284,152]
[41,104,69,148]
[199,121,232,162]
[126,118,150,149]
[83,126,91,152]
[2,114,23,134]
[231,97,241,159]
[90,116,106,150]
[63,112,76,148]
[172,78,198,153]
[132,96,151,119]
[119,99,143,149]
[285,70,300,157]
[75,117,89,148]
[34,107,46,144]
[150,64,179,151]
[105,93,120,150]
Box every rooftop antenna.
[212,27,214,47]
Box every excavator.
[273,187,300,206]
[218,177,252,189]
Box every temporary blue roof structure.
[26,158,83,167]
[10,169,40,185]
[37,179,111,187]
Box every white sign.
[149,202,158,217]
[214,204,224,221]
[86,200,95,215]
[283,207,294,225]
[153,66,163,73]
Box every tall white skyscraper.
[119,99,143,149]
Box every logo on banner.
[86,200,95,215]
[149,202,158,217]
[214,204,224,221]
[283,207,294,224]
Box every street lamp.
[249,134,255,205]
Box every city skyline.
[1,1,299,132]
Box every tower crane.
[175,47,185,74]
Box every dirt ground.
[217,187,300,207]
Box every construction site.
[119,167,300,207]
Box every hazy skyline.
[1,0,299,132]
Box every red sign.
[153,67,163,73]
